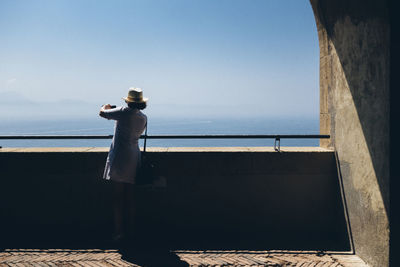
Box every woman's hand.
[99,104,112,117]
[103,104,112,110]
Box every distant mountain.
[0,91,35,104]
[0,91,99,120]
[54,99,90,105]
[0,91,93,106]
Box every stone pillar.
[310,0,390,266]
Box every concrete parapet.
[0,147,349,251]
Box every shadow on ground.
[120,246,189,267]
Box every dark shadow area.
[118,239,189,267]
[0,150,350,252]
[120,249,188,267]
[334,151,355,253]
[389,0,400,265]
[135,152,350,251]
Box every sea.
[0,116,319,147]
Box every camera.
[101,104,116,108]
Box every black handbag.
[135,122,156,186]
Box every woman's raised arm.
[99,105,124,120]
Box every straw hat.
[122,88,148,103]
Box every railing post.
[274,137,281,152]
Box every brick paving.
[0,249,368,266]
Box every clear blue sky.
[0,0,319,119]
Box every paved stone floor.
[0,249,368,266]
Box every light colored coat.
[100,106,147,184]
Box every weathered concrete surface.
[0,147,349,251]
[310,0,390,266]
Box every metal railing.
[0,134,330,152]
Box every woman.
[99,87,148,242]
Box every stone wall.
[310,0,390,266]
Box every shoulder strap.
[143,120,148,153]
